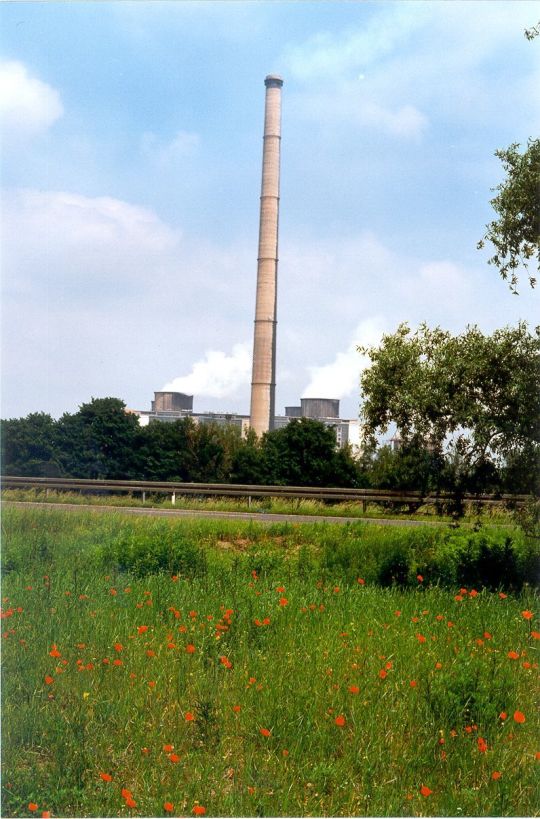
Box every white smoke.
[162,343,251,398]
[302,317,386,399]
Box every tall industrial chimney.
[249,74,283,436]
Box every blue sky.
[2,0,539,421]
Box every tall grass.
[1,507,538,817]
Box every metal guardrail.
[0,475,531,510]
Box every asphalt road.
[4,500,443,527]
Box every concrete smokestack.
[250,74,283,436]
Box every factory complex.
[130,391,359,450]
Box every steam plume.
[162,343,251,399]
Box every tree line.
[2,320,538,499]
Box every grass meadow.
[1,506,539,817]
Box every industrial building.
[130,392,359,450]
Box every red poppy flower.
[137,626,148,635]
[121,789,132,800]
[28,804,38,812]
[420,785,432,797]
[279,597,288,607]
[416,634,426,643]
[276,586,285,593]
[44,675,54,685]
[49,644,61,658]
[357,578,365,585]
[334,715,346,727]
[99,772,112,782]
[499,711,507,720]
[522,610,534,620]
[531,631,540,640]
[477,737,488,753]
[232,705,241,713]
[164,802,174,813]
[163,744,174,752]
[125,797,136,808]
[378,669,387,679]
[416,575,423,583]
[41,812,51,818]
[491,771,501,780]
[260,728,271,737]
[192,807,206,816]
[349,685,360,694]
[513,710,526,723]
[186,644,196,654]
[410,680,417,688]
[169,753,181,763]
[114,643,123,652]
[185,712,195,721]
[499,592,507,599]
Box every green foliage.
[105,523,207,578]
[260,418,360,487]
[360,322,540,496]
[478,138,540,292]
[1,412,61,476]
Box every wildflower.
[420,785,432,797]
[513,710,526,724]
[469,589,478,598]
[394,610,401,617]
[276,586,285,592]
[282,749,289,756]
[279,597,288,607]
[507,651,519,659]
[163,744,174,753]
[41,812,51,818]
[477,737,488,753]
[185,644,196,654]
[148,681,156,689]
[484,632,492,640]
[454,595,463,602]
[435,662,442,669]
[349,685,360,694]
[192,807,206,816]
[99,772,113,782]
[44,675,54,685]
[113,659,123,667]
[137,626,148,635]
[49,644,61,658]
[410,680,417,688]
[189,610,197,618]
[164,802,174,813]
[232,705,241,713]
[334,715,346,727]
[499,712,507,720]
[417,575,423,583]
[531,631,540,640]
[28,804,38,812]
[378,669,387,679]
[121,789,133,800]
[125,797,136,808]
[416,634,426,643]
[259,728,271,737]
[491,771,502,780]
[185,712,195,721]
[357,578,365,585]
[169,753,181,763]
[522,610,534,620]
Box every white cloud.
[140,130,200,166]
[0,60,63,140]
[162,343,252,399]
[303,317,386,399]
[1,188,180,300]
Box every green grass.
[1,487,518,524]
[1,507,538,817]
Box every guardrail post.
[248,495,252,508]
[142,491,146,504]
[171,492,176,505]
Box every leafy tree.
[56,397,141,479]
[359,322,540,494]
[478,139,540,292]
[260,418,360,487]
[1,413,61,476]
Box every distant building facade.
[129,392,359,449]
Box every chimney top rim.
[265,74,284,87]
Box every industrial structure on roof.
[130,391,359,450]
